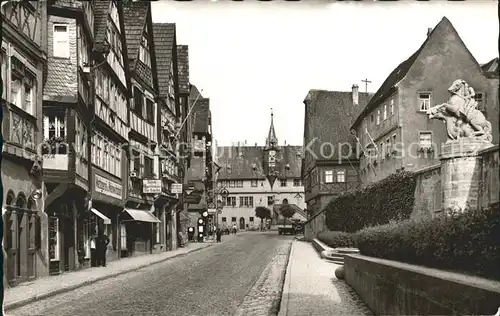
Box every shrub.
[324,171,416,232]
[317,231,357,248]
[354,204,500,281]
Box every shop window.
[49,217,60,261]
[120,224,127,251]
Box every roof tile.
[122,1,149,64]
[304,89,372,160]
[177,45,190,94]
[216,145,302,180]
[153,23,176,96]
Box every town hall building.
[216,112,307,230]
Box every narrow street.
[10,233,293,316]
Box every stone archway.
[239,217,245,230]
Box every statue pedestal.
[440,139,493,215]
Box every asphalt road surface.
[10,232,293,316]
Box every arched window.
[282,198,289,205]
[16,193,27,209]
[6,190,16,206]
[27,198,36,210]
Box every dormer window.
[139,34,151,68]
[296,151,301,158]
[285,164,290,170]
[227,165,232,173]
[251,163,257,171]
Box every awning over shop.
[123,208,161,223]
[90,208,111,225]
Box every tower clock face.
[268,150,276,167]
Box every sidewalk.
[278,240,373,316]
[4,242,212,311]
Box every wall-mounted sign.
[95,174,123,200]
[171,183,183,194]
[143,179,162,194]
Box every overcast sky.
[151,0,498,147]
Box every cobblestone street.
[8,232,293,316]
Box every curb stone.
[271,241,293,315]
[4,244,212,311]
[233,241,293,316]
[277,240,295,316]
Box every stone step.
[325,257,344,265]
[325,254,345,262]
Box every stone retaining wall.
[411,144,499,220]
[344,254,500,315]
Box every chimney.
[255,142,257,147]
[427,28,432,37]
[284,140,286,145]
[352,84,359,106]
[245,140,247,145]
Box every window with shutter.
[53,24,70,58]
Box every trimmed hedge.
[317,231,357,248]
[325,171,416,232]
[355,204,500,281]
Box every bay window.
[43,114,67,155]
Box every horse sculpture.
[426,79,493,143]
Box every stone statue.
[426,79,493,143]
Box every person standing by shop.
[90,230,97,267]
[96,228,110,267]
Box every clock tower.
[263,110,280,189]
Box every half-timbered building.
[175,45,192,239]
[122,1,162,257]
[153,22,181,251]
[91,0,130,263]
[1,1,47,286]
[40,0,94,275]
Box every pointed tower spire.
[266,109,278,149]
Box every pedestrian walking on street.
[232,224,237,235]
[90,231,97,267]
[216,228,222,242]
[96,228,110,267]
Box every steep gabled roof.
[192,98,210,135]
[216,145,302,180]
[482,57,499,78]
[303,89,372,161]
[189,84,203,100]
[122,1,149,63]
[177,45,190,94]
[351,16,474,129]
[153,23,176,96]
